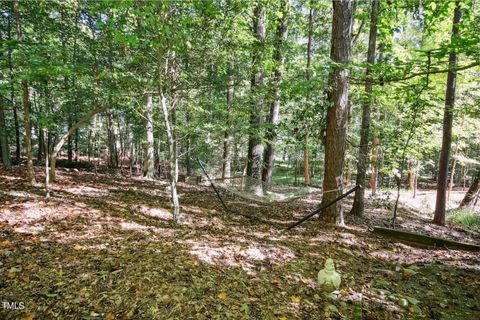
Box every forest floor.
[0,165,479,320]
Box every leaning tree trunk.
[263,0,288,184]
[144,95,156,179]
[434,1,462,226]
[460,168,480,207]
[50,106,107,181]
[13,0,34,183]
[321,0,354,224]
[246,4,266,195]
[351,0,379,217]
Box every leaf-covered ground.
[1,166,479,319]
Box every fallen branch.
[373,226,480,252]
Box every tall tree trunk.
[448,146,459,202]
[321,0,354,223]
[460,168,480,207]
[7,18,20,160]
[351,0,379,217]
[160,94,180,222]
[246,4,266,195]
[106,110,117,168]
[0,32,12,166]
[263,0,288,184]
[13,0,34,183]
[222,60,234,181]
[368,136,380,194]
[303,6,314,185]
[144,95,156,179]
[0,97,11,166]
[433,1,462,226]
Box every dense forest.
[1,0,479,319]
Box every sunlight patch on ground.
[119,221,176,238]
[137,205,171,220]
[1,190,32,198]
[64,186,109,197]
[186,238,295,272]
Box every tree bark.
[50,106,107,181]
[13,0,34,183]
[222,60,234,181]
[144,95,156,179]
[321,0,354,223]
[351,0,379,217]
[433,1,462,226]
[0,97,11,166]
[160,94,180,222]
[263,0,288,184]
[246,4,266,195]
[460,168,480,207]
[303,6,314,186]
[7,17,20,160]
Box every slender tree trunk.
[50,106,107,181]
[144,95,156,179]
[246,4,266,195]
[321,0,354,223]
[161,94,180,222]
[351,0,379,216]
[368,136,380,194]
[0,32,11,166]
[460,168,479,207]
[434,1,462,226]
[0,98,11,166]
[0,111,11,166]
[303,6,314,186]
[13,0,34,183]
[7,19,20,160]
[448,146,459,202]
[263,0,288,184]
[43,84,51,197]
[222,60,234,181]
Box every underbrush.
[447,208,480,231]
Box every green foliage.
[447,208,480,231]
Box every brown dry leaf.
[22,314,34,320]
[0,240,11,247]
[24,263,36,270]
[105,312,116,319]
[7,271,17,279]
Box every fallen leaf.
[217,292,227,300]
[291,296,301,303]
[22,314,34,320]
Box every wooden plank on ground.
[373,226,480,252]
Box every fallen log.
[373,227,480,252]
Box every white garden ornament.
[317,258,341,293]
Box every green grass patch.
[447,208,480,231]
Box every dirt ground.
[1,165,479,319]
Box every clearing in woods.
[0,166,479,319]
